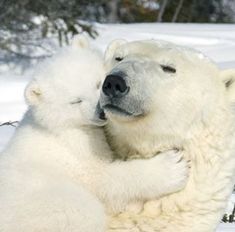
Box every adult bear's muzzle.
[102,73,130,99]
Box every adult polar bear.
[100,39,235,232]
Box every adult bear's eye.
[70,98,83,104]
[115,57,123,62]
[160,65,176,73]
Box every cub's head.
[25,35,106,130]
[100,39,235,140]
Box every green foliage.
[0,0,105,68]
[115,0,234,23]
[162,0,234,23]
[118,0,159,23]
[0,0,101,46]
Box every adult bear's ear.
[71,34,90,49]
[24,80,42,106]
[104,39,127,63]
[221,69,235,102]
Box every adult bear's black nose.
[102,74,129,98]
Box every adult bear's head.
[99,39,235,157]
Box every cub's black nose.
[99,110,106,120]
[102,74,129,98]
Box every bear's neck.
[105,119,183,160]
[52,125,112,162]
[105,106,235,161]
[55,126,109,160]
[21,110,110,161]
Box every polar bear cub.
[0,36,188,232]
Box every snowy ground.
[0,23,235,231]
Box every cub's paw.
[159,150,189,194]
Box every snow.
[0,23,235,230]
[95,23,235,69]
[218,224,235,231]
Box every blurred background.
[0,0,235,71]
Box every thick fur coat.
[0,37,188,232]
[100,39,235,232]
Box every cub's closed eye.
[70,99,83,104]
[161,65,176,73]
[115,57,123,62]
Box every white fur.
[103,39,235,232]
[0,36,188,232]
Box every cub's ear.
[104,39,127,63]
[221,69,235,102]
[71,34,90,49]
[24,80,42,106]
